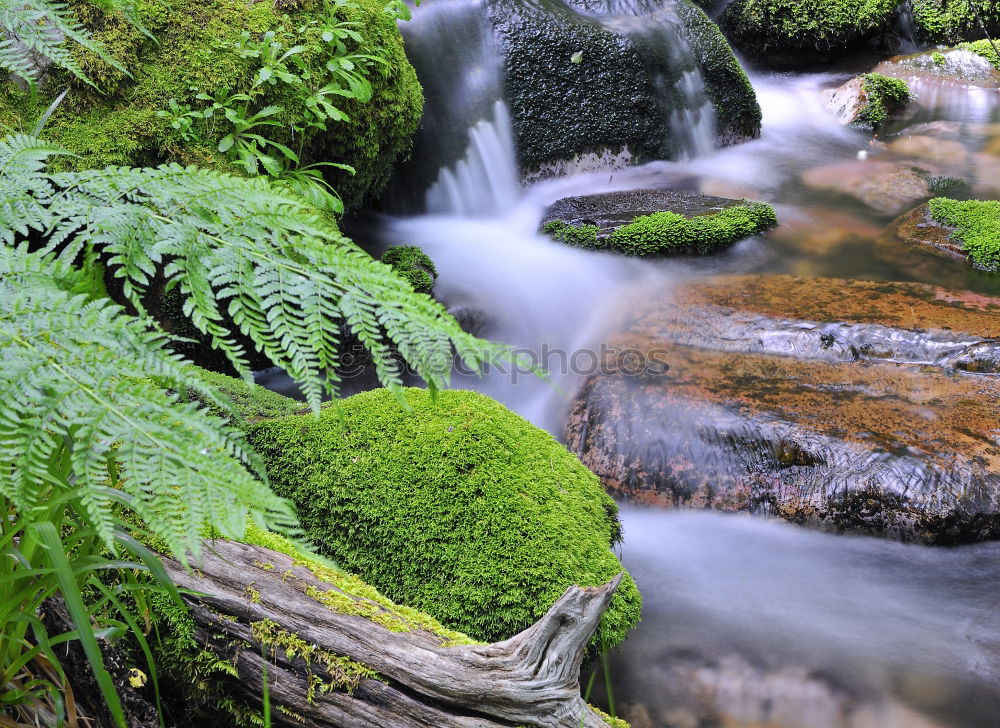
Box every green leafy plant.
[0,132,502,725]
[0,0,130,92]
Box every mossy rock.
[719,0,900,61]
[246,387,642,648]
[380,245,438,295]
[541,190,776,256]
[487,0,759,174]
[911,0,1000,44]
[962,38,1000,69]
[0,0,422,208]
[928,197,1000,271]
[182,366,303,423]
[826,72,911,129]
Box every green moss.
[928,197,1000,271]
[0,0,422,208]
[855,73,911,129]
[961,38,1000,69]
[719,0,899,57]
[543,201,777,256]
[379,245,438,295]
[912,0,1000,44]
[676,0,762,144]
[183,366,303,422]
[246,387,642,649]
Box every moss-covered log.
[161,540,625,728]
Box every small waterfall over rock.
[394,0,520,215]
[581,0,717,159]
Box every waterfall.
[395,0,521,215]
[581,0,717,159]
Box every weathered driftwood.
[162,540,622,728]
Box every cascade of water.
[394,0,521,215]
[581,0,717,159]
[424,100,521,216]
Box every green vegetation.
[380,245,438,294]
[676,0,762,144]
[247,387,643,648]
[855,73,911,128]
[912,0,1000,44]
[180,367,304,422]
[962,38,1000,69]
[0,0,422,208]
[543,201,777,256]
[928,197,1000,271]
[719,0,899,57]
[0,130,497,724]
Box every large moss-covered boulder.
[719,0,899,62]
[247,387,642,648]
[0,0,422,208]
[487,0,760,176]
[911,0,1000,44]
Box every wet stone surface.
[566,275,1000,543]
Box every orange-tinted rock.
[884,203,966,260]
[567,275,1000,542]
[800,161,939,216]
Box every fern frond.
[0,245,298,561]
[0,0,129,88]
[0,142,504,409]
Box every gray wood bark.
[162,540,622,728]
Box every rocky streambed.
[567,275,1000,543]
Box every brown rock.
[800,160,938,216]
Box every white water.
[607,510,1000,727]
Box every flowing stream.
[333,0,1000,724]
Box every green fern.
[0,244,299,560]
[0,0,129,89]
[0,133,499,409]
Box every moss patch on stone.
[0,0,422,208]
[719,0,899,58]
[912,0,1000,44]
[380,245,438,295]
[855,73,911,128]
[928,197,1000,271]
[544,201,776,256]
[183,366,303,423]
[246,387,642,649]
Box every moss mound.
[543,201,776,256]
[719,0,899,59]
[246,387,642,648]
[912,0,1000,44]
[928,197,1000,271]
[380,245,438,295]
[854,73,911,128]
[183,366,303,422]
[0,0,422,208]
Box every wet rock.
[884,202,967,261]
[541,188,747,230]
[873,48,1000,89]
[617,654,947,728]
[487,0,760,177]
[566,275,1000,543]
[825,74,911,129]
[800,160,946,216]
[886,134,969,165]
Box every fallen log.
[162,540,624,728]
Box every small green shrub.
[928,197,1000,271]
[380,245,438,294]
[247,387,643,648]
[856,73,911,128]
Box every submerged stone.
[800,160,952,216]
[566,274,1000,543]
